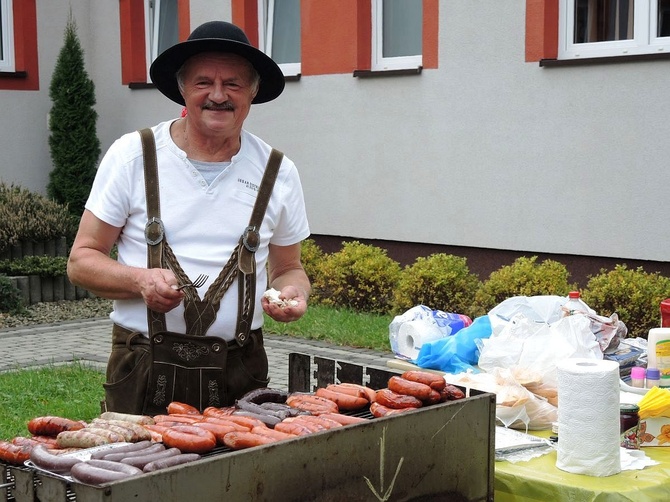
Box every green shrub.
[0,275,24,313]
[300,238,325,288]
[474,256,576,314]
[312,241,401,314]
[392,253,481,318]
[582,264,670,339]
[0,256,68,277]
[0,182,77,253]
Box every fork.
[175,273,209,290]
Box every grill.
[1,353,495,502]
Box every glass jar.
[620,404,640,450]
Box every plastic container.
[646,368,661,388]
[661,299,670,328]
[661,375,670,389]
[647,328,670,379]
[562,291,590,317]
[630,367,646,388]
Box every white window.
[0,0,15,72]
[258,0,301,77]
[146,0,179,76]
[559,0,670,59]
[372,0,422,71]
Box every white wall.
[0,0,667,265]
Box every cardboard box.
[639,417,670,446]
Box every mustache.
[203,101,235,111]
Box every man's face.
[180,52,259,137]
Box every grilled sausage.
[232,410,281,427]
[440,384,466,401]
[27,416,85,437]
[239,387,289,405]
[29,444,82,474]
[318,413,369,426]
[0,440,32,465]
[99,443,166,462]
[167,401,202,416]
[401,370,447,391]
[387,376,434,401]
[191,422,238,445]
[274,421,314,436]
[161,425,216,454]
[143,453,201,473]
[90,419,153,441]
[250,425,299,441]
[56,430,111,449]
[330,383,377,403]
[99,411,155,426]
[90,440,155,460]
[119,448,181,469]
[286,393,339,415]
[375,389,423,410]
[222,431,277,450]
[70,459,142,485]
[315,387,369,411]
[370,402,414,418]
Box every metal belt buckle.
[242,225,260,253]
[145,217,165,245]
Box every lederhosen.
[103,128,283,415]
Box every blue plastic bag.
[414,315,493,374]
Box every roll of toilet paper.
[394,320,446,360]
[555,358,621,477]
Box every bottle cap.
[647,368,661,380]
[630,367,646,379]
[568,291,580,299]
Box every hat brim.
[150,38,285,105]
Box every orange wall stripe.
[119,0,147,84]
[178,0,191,41]
[355,0,372,70]
[232,0,259,46]
[423,0,438,69]
[0,0,38,91]
[525,0,558,62]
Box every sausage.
[153,414,201,424]
[235,399,290,420]
[401,370,447,391]
[331,383,377,403]
[0,440,32,465]
[56,430,111,449]
[369,402,414,418]
[222,431,277,450]
[29,444,82,474]
[239,387,289,404]
[82,427,124,443]
[99,411,155,426]
[90,419,153,441]
[318,413,369,426]
[298,415,343,430]
[120,448,181,469]
[440,384,466,401]
[167,401,202,416]
[27,416,85,436]
[99,443,166,462]
[143,453,201,473]
[191,422,238,445]
[315,387,369,411]
[251,425,298,441]
[387,376,434,401]
[281,417,326,433]
[325,384,368,399]
[161,425,216,454]
[199,416,250,432]
[70,459,142,485]
[374,389,423,410]
[274,421,314,436]
[424,389,442,405]
[286,393,339,414]
[87,423,136,442]
[90,440,155,460]
[203,406,236,418]
[218,414,266,430]
[232,410,281,427]
[258,402,306,417]
[27,435,60,447]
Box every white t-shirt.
[85,120,310,340]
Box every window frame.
[371,0,422,71]
[145,0,179,80]
[257,0,301,77]
[558,0,670,59]
[0,0,15,72]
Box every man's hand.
[261,285,307,322]
[140,268,184,313]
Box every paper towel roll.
[556,358,621,477]
[395,321,445,360]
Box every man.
[67,21,311,414]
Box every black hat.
[149,21,285,105]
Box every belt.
[111,324,262,351]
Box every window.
[0,0,15,72]
[559,0,670,59]
[372,0,422,70]
[258,0,301,76]
[146,0,179,74]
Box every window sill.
[540,52,670,67]
[0,71,28,79]
[128,82,155,89]
[353,67,422,78]
[284,74,301,82]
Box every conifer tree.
[47,11,100,217]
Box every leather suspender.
[139,127,283,345]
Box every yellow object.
[638,387,670,420]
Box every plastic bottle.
[630,367,646,388]
[647,328,670,380]
[562,291,590,317]
[661,299,670,328]
[646,368,661,388]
